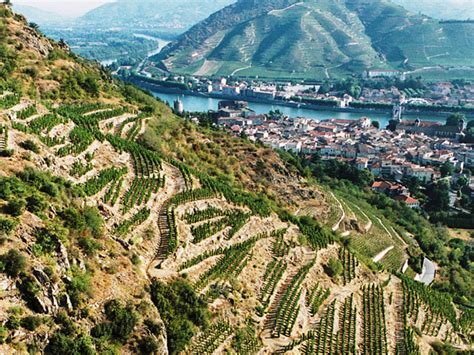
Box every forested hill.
[0,4,473,354]
[155,0,474,79]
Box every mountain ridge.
[76,0,236,33]
[155,0,474,79]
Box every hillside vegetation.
[156,0,474,79]
[0,4,472,354]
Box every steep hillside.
[155,0,474,79]
[0,5,472,354]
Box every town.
[128,70,474,116]
[185,99,474,212]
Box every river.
[151,91,443,128]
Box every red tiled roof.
[372,181,392,189]
[394,195,419,204]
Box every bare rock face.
[30,268,60,314]
[57,242,71,269]
[21,27,54,57]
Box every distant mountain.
[391,0,474,20]
[77,0,236,33]
[155,0,474,79]
[12,4,68,26]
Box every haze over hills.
[76,0,236,33]
[391,0,474,20]
[155,0,474,79]
[12,4,68,25]
[13,0,237,64]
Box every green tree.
[0,216,16,236]
[1,249,27,277]
[5,198,26,217]
[325,257,343,278]
[440,161,455,178]
[425,181,450,212]
[149,279,209,354]
[445,113,465,127]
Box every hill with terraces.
[0,4,472,354]
[155,0,474,79]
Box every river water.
[151,92,442,128]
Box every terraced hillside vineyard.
[155,0,474,79]
[0,4,472,354]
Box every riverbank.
[128,77,474,119]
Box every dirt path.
[351,204,372,232]
[146,162,186,276]
[330,192,345,232]
[376,217,407,247]
[373,246,394,263]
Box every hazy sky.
[15,0,115,17]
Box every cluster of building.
[154,73,474,108]
[371,181,420,209]
[206,101,474,207]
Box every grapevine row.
[340,247,358,285]
[306,283,330,316]
[259,259,287,308]
[303,300,337,354]
[188,320,233,354]
[80,167,128,196]
[17,105,37,119]
[271,260,314,337]
[362,284,388,355]
[335,295,357,354]
[194,238,256,290]
[114,208,150,237]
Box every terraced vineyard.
[0,124,7,151]
[187,320,233,354]
[306,283,330,316]
[1,8,472,354]
[362,284,388,355]
[340,247,358,285]
[2,97,472,355]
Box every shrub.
[91,299,138,343]
[83,206,103,238]
[26,194,47,214]
[20,140,40,153]
[33,226,62,256]
[78,237,101,256]
[18,275,41,309]
[21,315,44,331]
[45,332,95,355]
[1,249,27,277]
[61,206,103,238]
[5,198,26,217]
[149,279,209,354]
[138,335,160,354]
[0,216,16,235]
[66,268,92,308]
[0,149,13,157]
[40,181,59,197]
[325,257,343,278]
[0,326,7,344]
